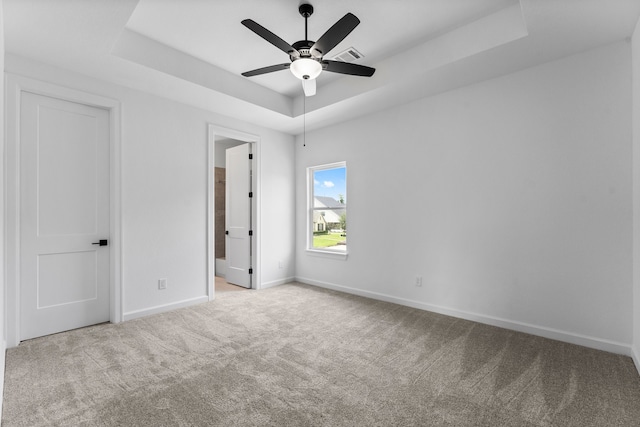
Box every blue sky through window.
[313,167,346,203]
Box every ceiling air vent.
[331,47,364,63]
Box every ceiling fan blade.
[310,13,360,57]
[241,19,300,58]
[323,60,375,77]
[302,78,316,97]
[242,63,291,77]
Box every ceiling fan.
[241,3,375,97]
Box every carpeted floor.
[3,282,640,426]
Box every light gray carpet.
[3,283,640,426]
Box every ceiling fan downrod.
[299,4,313,41]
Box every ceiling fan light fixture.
[290,58,322,80]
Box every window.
[308,162,347,255]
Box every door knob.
[92,239,108,246]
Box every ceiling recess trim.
[111,29,294,117]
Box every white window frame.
[307,161,348,260]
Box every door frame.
[4,74,123,348]
[207,124,260,299]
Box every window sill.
[306,248,348,260]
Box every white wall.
[259,134,297,287]
[632,18,640,373]
[296,41,633,354]
[4,55,295,323]
[0,0,7,415]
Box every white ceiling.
[4,0,640,135]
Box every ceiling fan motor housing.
[291,40,320,60]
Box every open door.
[225,143,252,288]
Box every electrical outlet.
[415,276,423,287]
[278,261,284,269]
[158,278,167,290]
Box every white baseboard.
[632,345,640,377]
[260,277,295,290]
[296,277,633,357]
[123,296,209,321]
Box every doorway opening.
[208,125,260,299]
[214,137,249,293]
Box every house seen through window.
[309,162,347,252]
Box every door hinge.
[249,153,253,160]
[249,230,253,236]
[249,192,253,198]
[249,268,253,275]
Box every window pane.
[311,165,346,250]
[313,168,346,206]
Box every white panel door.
[20,92,110,341]
[225,143,252,288]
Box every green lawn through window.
[313,232,346,248]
